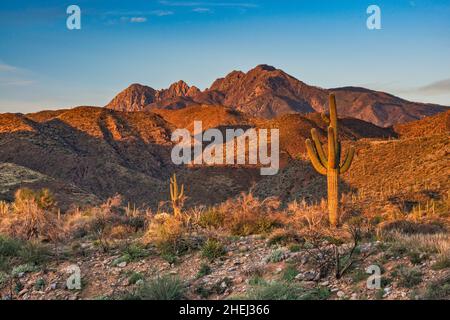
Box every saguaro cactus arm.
[305,139,327,175]
[329,94,339,150]
[310,128,328,166]
[339,146,355,174]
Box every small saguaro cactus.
[169,173,184,218]
[305,94,355,227]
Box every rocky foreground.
[2,234,448,300]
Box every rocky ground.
[2,234,448,300]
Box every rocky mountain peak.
[105,83,156,112]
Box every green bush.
[197,263,211,278]
[0,236,22,257]
[265,249,286,263]
[128,272,145,285]
[245,280,330,300]
[432,256,450,270]
[395,266,423,288]
[201,239,226,261]
[423,276,450,299]
[134,276,185,300]
[281,264,298,281]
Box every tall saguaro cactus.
[169,173,184,218]
[305,94,355,227]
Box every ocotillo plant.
[305,94,355,227]
[169,173,184,218]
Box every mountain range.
[0,64,448,210]
[106,64,448,127]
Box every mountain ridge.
[105,64,448,127]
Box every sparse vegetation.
[423,276,450,299]
[131,275,185,300]
[394,266,423,288]
[201,239,226,261]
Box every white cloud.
[130,17,147,23]
[416,78,450,95]
[192,7,212,13]
[0,61,34,87]
[151,10,174,16]
[159,1,258,9]
[0,63,18,73]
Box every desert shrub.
[0,235,22,257]
[198,208,225,229]
[423,276,450,299]
[394,266,423,288]
[287,199,327,230]
[267,228,303,246]
[379,220,446,235]
[201,239,226,261]
[134,276,185,300]
[0,235,49,273]
[11,263,38,277]
[281,264,298,281]
[245,280,329,300]
[265,249,287,263]
[127,272,145,285]
[0,201,10,216]
[34,278,46,290]
[64,196,147,249]
[408,251,427,265]
[219,194,284,236]
[382,231,450,266]
[113,243,149,266]
[18,240,51,265]
[109,225,135,240]
[14,188,57,211]
[0,188,62,242]
[197,263,211,278]
[210,277,233,295]
[243,264,265,278]
[194,284,212,298]
[0,271,9,288]
[144,213,187,256]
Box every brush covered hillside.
[0,100,449,300]
[0,105,396,209]
[106,65,448,127]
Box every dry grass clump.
[378,219,446,235]
[381,230,450,267]
[218,193,285,236]
[63,195,148,250]
[144,213,185,254]
[287,199,328,230]
[266,228,303,247]
[0,188,62,242]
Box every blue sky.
[0,0,449,113]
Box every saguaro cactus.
[305,94,355,227]
[169,173,184,218]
